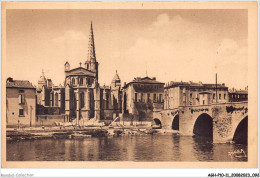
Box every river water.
[6,134,247,161]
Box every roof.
[123,76,164,88]
[6,78,35,89]
[100,85,111,90]
[65,67,96,77]
[87,21,96,61]
[165,81,228,89]
[66,67,94,73]
[229,90,248,95]
[39,75,46,82]
[53,84,65,89]
[112,71,120,82]
[199,91,211,94]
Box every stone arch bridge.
[153,102,248,143]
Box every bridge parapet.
[153,102,248,143]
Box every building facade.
[122,77,164,122]
[6,77,36,128]
[36,71,65,115]
[36,22,121,124]
[101,71,122,120]
[228,87,248,102]
[164,81,229,109]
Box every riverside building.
[164,81,229,109]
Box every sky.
[6,9,248,89]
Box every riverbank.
[6,126,179,141]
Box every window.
[219,94,221,99]
[153,94,156,102]
[80,93,85,108]
[224,94,226,99]
[190,93,192,98]
[135,93,138,102]
[79,78,83,85]
[159,94,162,103]
[213,93,215,99]
[18,94,24,104]
[55,93,59,107]
[138,93,141,102]
[87,78,92,85]
[147,93,150,102]
[19,109,24,116]
[72,78,75,85]
[203,100,205,105]
[106,93,109,109]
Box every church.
[36,22,122,124]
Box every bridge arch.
[193,113,213,138]
[172,114,179,130]
[153,118,162,128]
[232,115,248,144]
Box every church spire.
[87,21,96,61]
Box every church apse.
[36,22,123,123]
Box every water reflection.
[171,134,181,161]
[192,136,214,161]
[7,134,247,161]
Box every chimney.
[7,77,14,82]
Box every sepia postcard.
[1,1,258,169]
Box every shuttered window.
[135,93,138,102]
[18,94,24,104]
